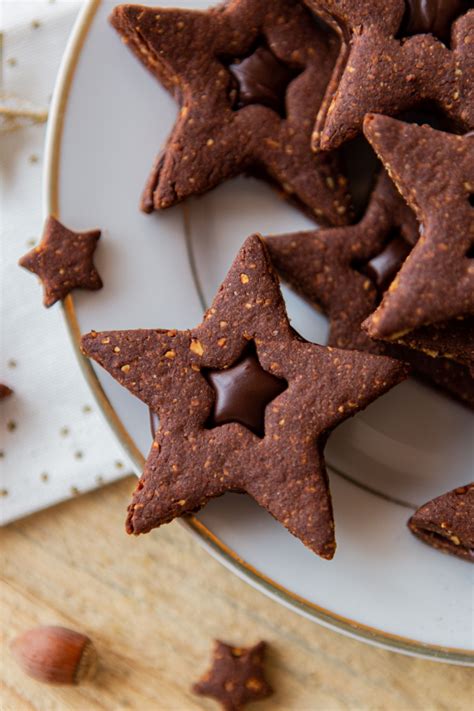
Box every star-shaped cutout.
[265,171,474,407]
[205,343,287,437]
[362,115,474,360]
[408,483,474,562]
[399,0,473,43]
[227,44,300,116]
[81,235,407,558]
[193,640,273,711]
[19,216,103,307]
[110,0,352,225]
[307,0,474,151]
[360,235,412,294]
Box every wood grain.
[1,476,472,710]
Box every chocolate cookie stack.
[24,0,472,562]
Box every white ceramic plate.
[45,0,474,663]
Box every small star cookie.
[193,641,273,711]
[19,216,102,307]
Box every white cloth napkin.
[1,0,132,525]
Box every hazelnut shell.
[11,625,97,685]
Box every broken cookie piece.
[0,385,13,400]
[408,483,474,562]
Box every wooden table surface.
[1,475,472,710]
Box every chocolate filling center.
[225,43,301,118]
[398,0,472,44]
[203,343,287,437]
[416,527,474,558]
[354,228,414,297]
[148,344,287,440]
[361,235,412,294]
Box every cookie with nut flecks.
[265,170,474,408]
[110,0,352,225]
[361,115,474,368]
[19,216,103,308]
[81,234,408,559]
[306,0,474,151]
[390,318,474,378]
[408,483,474,562]
[193,640,273,711]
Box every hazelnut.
[189,339,204,356]
[11,626,98,685]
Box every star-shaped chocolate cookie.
[110,0,352,225]
[265,171,474,407]
[408,483,474,562]
[193,640,273,711]
[307,0,474,151]
[362,115,474,360]
[81,235,407,558]
[19,216,103,307]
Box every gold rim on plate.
[44,0,473,665]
